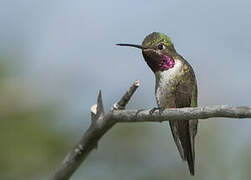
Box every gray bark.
[50,80,251,180]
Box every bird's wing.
[174,64,198,175]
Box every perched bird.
[117,32,198,175]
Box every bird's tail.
[179,120,195,175]
[169,120,195,175]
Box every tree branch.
[50,81,139,180]
[50,80,251,180]
[112,105,251,122]
[112,80,140,110]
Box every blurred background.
[1,0,251,179]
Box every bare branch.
[112,80,139,110]
[97,90,105,119]
[91,90,104,123]
[111,105,251,123]
[50,80,251,180]
[50,81,139,180]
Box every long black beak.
[116,43,143,49]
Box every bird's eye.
[157,44,164,50]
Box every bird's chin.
[158,55,175,71]
[143,50,175,72]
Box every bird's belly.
[155,80,176,108]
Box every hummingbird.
[117,32,198,175]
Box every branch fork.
[50,80,251,180]
[50,80,140,180]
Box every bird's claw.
[135,109,145,116]
[149,107,165,115]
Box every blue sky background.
[1,0,251,179]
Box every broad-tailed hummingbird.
[117,32,198,175]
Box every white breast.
[155,59,183,106]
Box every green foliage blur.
[0,57,71,180]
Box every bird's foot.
[135,109,145,116]
[149,107,165,115]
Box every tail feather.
[184,136,195,176]
[170,120,195,175]
[189,119,198,161]
[179,120,195,176]
[169,121,185,161]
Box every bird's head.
[117,32,177,72]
